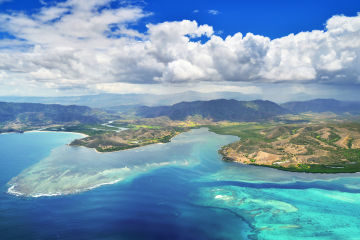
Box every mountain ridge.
[0,102,107,128]
[136,99,290,121]
[281,98,360,114]
[0,91,260,108]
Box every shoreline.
[71,140,168,154]
[94,142,165,153]
[2,126,182,154]
[6,127,360,200]
[71,131,185,153]
[0,129,89,138]
[28,130,89,138]
[221,155,360,174]
[6,128,360,174]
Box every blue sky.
[0,0,360,101]
[1,0,360,38]
[144,0,360,38]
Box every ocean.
[1,129,360,239]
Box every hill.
[0,102,107,131]
[136,99,289,121]
[282,99,360,114]
[215,122,360,173]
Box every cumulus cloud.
[0,0,360,94]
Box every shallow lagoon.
[1,128,360,239]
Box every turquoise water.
[1,129,360,239]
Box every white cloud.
[95,82,261,95]
[0,1,360,95]
[208,10,220,15]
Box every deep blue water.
[1,129,360,240]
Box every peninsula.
[69,117,212,152]
[214,121,360,173]
[70,127,184,152]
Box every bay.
[1,128,360,239]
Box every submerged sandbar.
[7,128,237,197]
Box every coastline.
[25,130,89,138]
[2,127,178,154]
[0,129,89,139]
[71,131,184,153]
[4,130,203,198]
[93,142,165,153]
[71,139,168,154]
[0,129,89,138]
[221,154,360,174]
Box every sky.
[0,0,360,101]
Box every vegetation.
[70,127,185,152]
[0,102,113,133]
[209,122,274,141]
[67,117,217,152]
[137,99,289,121]
[212,120,360,173]
[3,99,360,174]
[281,98,360,114]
